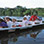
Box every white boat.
[0,16,44,32]
[0,23,44,32]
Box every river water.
[0,28,44,44]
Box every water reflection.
[0,29,44,44]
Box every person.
[22,17,28,27]
[29,14,39,21]
[38,16,42,24]
[12,19,22,27]
[6,18,12,28]
[24,13,30,21]
[0,19,8,28]
[4,16,12,22]
[12,19,18,27]
[29,14,40,25]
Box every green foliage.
[23,9,31,15]
[0,6,44,17]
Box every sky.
[0,0,44,8]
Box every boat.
[0,16,44,32]
[0,23,44,32]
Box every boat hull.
[0,23,44,32]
